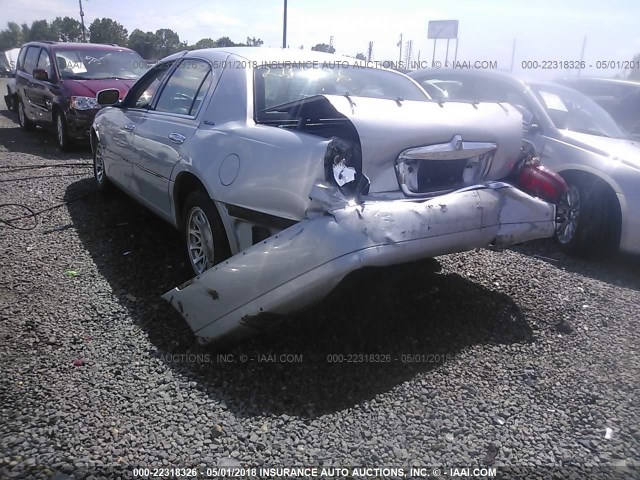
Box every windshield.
[530,83,627,139]
[54,49,148,80]
[254,64,427,112]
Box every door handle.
[123,123,135,132]
[168,133,185,144]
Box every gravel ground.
[0,77,639,479]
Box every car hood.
[275,95,524,193]
[62,78,136,100]
[560,130,640,169]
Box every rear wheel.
[18,98,35,131]
[181,190,230,276]
[54,111,72,151]
[93,135,111,193]
[555,175,619,257]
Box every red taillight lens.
[517,163,568,203]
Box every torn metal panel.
[163,183,555,344]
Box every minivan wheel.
[18,99,35,131]
[181,190,231,276]
[55,111,72,151]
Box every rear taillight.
[517,161,568,204]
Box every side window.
[36,49,52,79]
[16,47,28,72]
[155,59,212,116]
[23,47,41,75]
[124,61,175,109]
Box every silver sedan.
[92,48,563,345]
[410,69,640,257]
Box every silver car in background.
[92,48,564,345]
[410,69,640,257]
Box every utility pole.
[445,38,450,67]
[282,0,287,48]
[578,36,587,77]
[404,40,413,67]
[510,39,516,72]
[397,33,403,63]
[79,0,86,42]
[367,41,373,62]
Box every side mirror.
[96,88,120,106]
[32,68,49,81]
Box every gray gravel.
[0,77,638,479]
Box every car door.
[100,61,176,192]
[130,58,214,218]
[29,48,55,124]
[18,46,41,118]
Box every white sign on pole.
[428,20,459,39]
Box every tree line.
[0,17,264,59]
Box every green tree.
[246,36,263,47]
[128,29,157,58]
[155,28,182,57]
[89,18,128,45]
[26,20,58,42]
[311,43,335,53]
[213,36,237,47]
[355,53,366,61]
[51,16,83,42]
[0,22,24,50]
[192,38,216,49]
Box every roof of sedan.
[559,76,640,87]
[25,41,133,52]
[410,68,527,82]
[185,46,366,65]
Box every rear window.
[254,64,427,113]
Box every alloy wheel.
[556,185,580,245]
[94,143,105,183]
[187,206,215,275]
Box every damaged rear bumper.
[163,182,556,344]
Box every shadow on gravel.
[66,177,533,417]
[0,110,90,159]
[512,239,640,292]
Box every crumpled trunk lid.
[322,95,523,192]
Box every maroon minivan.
[15,41,148,150]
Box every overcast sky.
[2,0,640,79]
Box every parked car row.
[5,43,638,345]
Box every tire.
[18,98,35,131]
[54,111,72,151]
[555,175,619,257]
[4,89,14,111]
[181,190,231,276]
[93,135,111,193]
